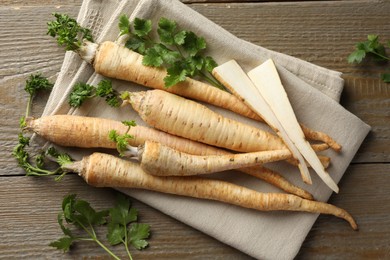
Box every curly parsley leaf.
[96,79,121,107]
[69,80,120,108]
[47,13,93,51]
[108,130,135,156]
[23,74,54,121]
[25,73,54,96]
[12,134,71,180]
[68,82,95,108]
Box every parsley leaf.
[143,46,164,67]
[381,73,390,83]
[51,194,118,258]
[129,223,150,250]
[164,62,188,87]
[157,17,177,45]
[133,18,152,37]
[68,82,95,108]
[47,13,93,51]
[125,36,147,54]
[119,14,131,36]
[68,80,120,108]
[51,194,151,259]
[23,74,54,122]
[49,236,74,252]
[96,79,121,107]
[12,133,71,181]
[348,34,389,83]
[120,16,225,89]
[108,129,135,157]
[107,194,150,258]
[180,31,206,57]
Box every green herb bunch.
[47,13,94,51]
[13,139,72,181]
[109,120,137,156]
[69,79,121,108]
[50,194,150,260]
[348,34,390,83]
[119,15,224,89]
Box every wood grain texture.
[0,176,251,259]
[1,0,389,259]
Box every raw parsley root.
[50,194,150,259]
[69,79,121,108]
[26,115,313,199]
[123,90,329,156]
[348,34,390,83]
[63,152,357,230]
[131,140,292,176]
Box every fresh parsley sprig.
[12,134,72,181]
[68,79,121,108]
[107,194,151,259]
[21,74,54,128]
[119,15,224,89]
[50,194,150,259]
[109,120,137,157]
[348,34,390,83]
[47,13,94,51]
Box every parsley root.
[135,141,293,176]
[123,90,329,155]
[63,152,357,230]
[26,115,313,199]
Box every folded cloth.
[41,0,370,259]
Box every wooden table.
[1,0,389,259]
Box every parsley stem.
[123,220,133,260]
[370,51,390,61]
[25,95,33,119]
[77,221,121,260]
[25,166,61,176]
[94,239,121,260]
[199,71,225,90]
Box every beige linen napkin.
[41,0,370,259]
